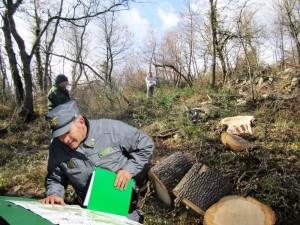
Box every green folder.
[83,167,134,216]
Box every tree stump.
[221,131,253,152]
[173,163,232,215]
[148,152,194,206]
[204,195,276,225]
[220,115,255,135]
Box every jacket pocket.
[61,159,82,175]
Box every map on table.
[8,200,141,225]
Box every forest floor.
[0,72,299,225]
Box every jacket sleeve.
[45,143,68,197]
[45,166,68,197]
[120,127,154,177]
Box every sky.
[119,0,185,46]
[118,0,277,61]
[2,0,279,83]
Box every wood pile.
[148,152,276,224]
[149,152,231,213]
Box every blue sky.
[131,0,184,28]
[119,0,186,46]
[118,0,276,62]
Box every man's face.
[57,117,86,150]
[59,81,69,89]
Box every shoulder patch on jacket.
[98,147,113,157]
[66,159,77,169]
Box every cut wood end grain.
[204,195,276,225]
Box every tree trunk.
[285,0,300,65]
[43,1,62,93]
[280,19,285,70]
[173,163,232,215]
[7,1,35,119]
[218,49,227,84]
[33,0,43,93]
[204,195,276,225]
[210,0,217,87]
[21,57,35,120]
[0,45,8,101]
[148,152,194,206]
[2,14,24,105]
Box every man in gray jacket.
[41,100,154,223]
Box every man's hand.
[114,169,132,190]
[40,194,65,205]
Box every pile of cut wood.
[148,115,276,225]
[149,152,232,215]
[148,152,231,213]
[148,152,276,225]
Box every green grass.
[0,84,299,225]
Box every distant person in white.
[145,75,157,97]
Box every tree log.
[220,115,255,135]
[148,152,194,206]
[173,163,232,215]
[204,195,276,225]
[221,131,253,152]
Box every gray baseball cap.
[46,100,80,138]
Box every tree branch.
[48,52,107,84]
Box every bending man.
[41,100,154,223]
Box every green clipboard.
[83,167,134,216]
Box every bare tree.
[279,0,300,65]
[1,0,130,120]
[33,0,43,93]
[154,31,193,87]
[209,0,217,87]
[237,1,260,101]
[97,10,131,89]
[0,44,9,101]
[68,18,89,93]
[1,2,24,106]
[181,0,200,81]
[43,2,63,93]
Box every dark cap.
[55,74,68,85]
[46,100,80,138]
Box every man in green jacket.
[47,74,70,110]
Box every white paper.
[83,170,95,207]
[8,200,141,225]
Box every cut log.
[221,131,253,152]
[148,152,194,206]
[204,195,276,225]
[173,163,232,215]
[220,115,255,135]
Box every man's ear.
[78,116,85,125]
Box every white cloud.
[157,7,180,30]
[119,8,150,46]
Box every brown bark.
[0,47,8,101]
[148,152,194,206]
[2,13,24,105]
[210,0,217,87]
[173,163,232,215]
[33,0,44,93]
